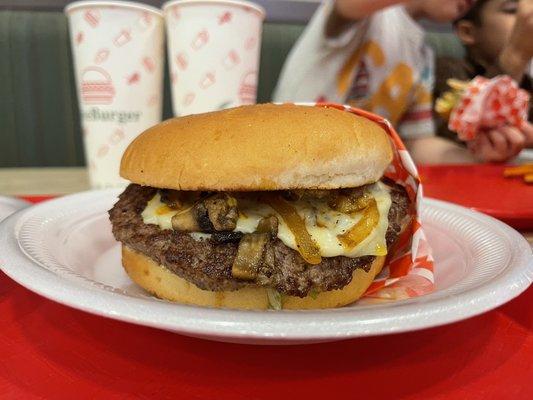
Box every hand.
[467,126,526,163]
[499,0,533,80]
[510,0,533,59]
[522,122,533,148]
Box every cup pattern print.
[67,5,164,188]
[164,3,264,115]
[222,49,240,70]
[84,9,100,27]
[94,48,110,64]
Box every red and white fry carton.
[311,103,435,302]
[65,1,165,189]
[163,0,265,116]
[449,75,530,141]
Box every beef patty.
[109,184,410,297]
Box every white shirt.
[274,2,436,139]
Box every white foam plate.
[0,189,531,345]
[0,195,30,222]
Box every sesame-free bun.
[122,246,385,310]
[120,104,393,191]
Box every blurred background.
[0,0,463,168]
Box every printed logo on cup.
[81,66,116,105]
[82,108,142,124]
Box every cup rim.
[65,1,163,17]
[162,0,265,19]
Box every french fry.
[434,79,469,121]
[504,164,533,183]
[503,165,533,177]
[447,78,469,91]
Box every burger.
[109,104,411,310]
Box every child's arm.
[493,0,533,82]
[326,0,406,37]
[404,127,526,165]
[334,0,407,20]
[404,137,477,164]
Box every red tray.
[419,165,533,229]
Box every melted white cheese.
[141,182,392,258]
[141,193,177,230]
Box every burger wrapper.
[313,103,435,301]
[448,75,530,141]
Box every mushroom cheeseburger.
[109,104,411,310]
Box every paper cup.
[163,0,265,116]
[65,1,165,189]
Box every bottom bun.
[122,246,385,310]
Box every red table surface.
[418,164,533,229]
[1,273,531,399]
[1,180,532,399]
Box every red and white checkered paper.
[449,75,530,141]
[312,103,434,301]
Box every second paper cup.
[163,0,265,116]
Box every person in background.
[274,0,526,163]
[435,0,533,162]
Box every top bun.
[120,104,393,191]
